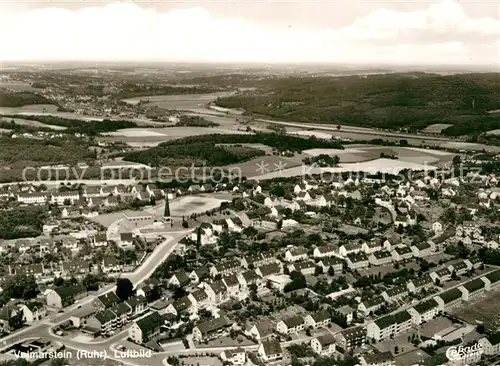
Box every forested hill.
[0,91,55,107]
[215,73,500,135]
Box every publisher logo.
[446,343,483,361]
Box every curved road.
[0,229,192,349]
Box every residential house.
[317,257,344,274]
[19,302,46,324]
[255,263,282,278]
[87,309,117,336]
[335,327,366,353]
[448,260,470,276]
[311,334,336,356]
[369,251,392,266]
[339,242,363,257]
[391,246,413,262]
[258,339,283,363]
[17,192,49,205]
[381,285,408,303]
[51,191,80,205]
[366,310,412,341]
[456,221,480,238]
[313,245,337,258]
[220,348,246,365]
[430,268,452,284]
[276,315,305,334]
[101,257,122,273]
[92,233,108,247]
[204,281,229,305]
[189,268,210,284]
[168,272,191,288]
[129,311,163,344]
[46,285,87,308]
[119,233,134,250]
[92,292,120,311]
[288,261,316,276]
[125,296,147,317]
[222,274,241,298]
[187,289,209,310]
[284,247,308,262]
[359,351,395,366]
[358,296,385,317]
[481,269,500,291]
[478,334,500,356]
[166,296,193,316]
[304,310,331,328]
[249,320,274,341]
[407,275,433,293]
[362,239,383,254]
[336,305,355,325]
[433,288,463,312]
[346,252,369,270]
[110,302,132,326]
[210,260,240,277]
[411,242,433,258]
[241,252,276,268]
[192,316,231,342]
[408,299,439,325]
[459,278,486,302]
[239,270,263,290]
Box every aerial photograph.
[0,0,499,365]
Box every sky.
[0,0,499,66]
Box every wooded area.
[216,73,500,135]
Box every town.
[0,159,498,366]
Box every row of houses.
[366,269,500,341]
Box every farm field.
[486,129,500,135]
[451,290,500,327]
[249,157,438,180]
[0,116,67,130]
[304,146,455,165]
[439,141,500,153]
[0,104,59,114]
[0,82,42,92]
[421,123,453,134]
[289,130,334,139]
[223,154,304,178]
[0,105,105,122]
[121,92,233,108]
[103,126,251,145]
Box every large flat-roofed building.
[123,211,155,226]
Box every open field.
[146,193,232,217]
[0,105,105,122]
[303,146,455,165]
[103,126,251,146]
[421,124,453,134]
[439,141,500,152]
[451,290,500,327]
[223,154,304,178]
[121,92,233,108]
[486,129,500,135]
[0,104,59,113]
[249,157,438,180]
[289,130,334,139]
[1,116,67,130]
[0,82,42,92]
